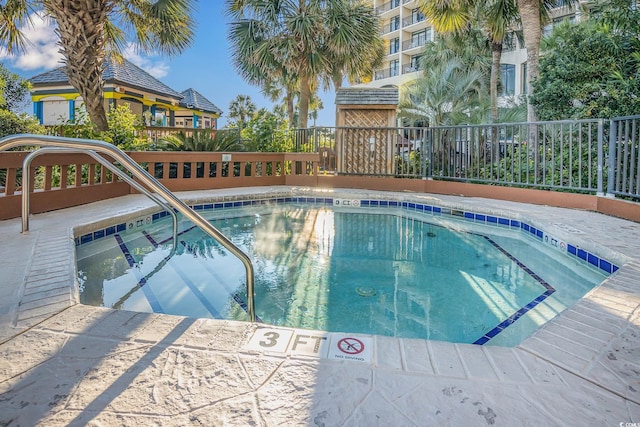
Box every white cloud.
[122,43,170,79]
[0,12,63,71]
[1,15,170,78]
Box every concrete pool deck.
[1,186,640,426]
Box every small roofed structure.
[175,88,223,130]
[334,87,399,174]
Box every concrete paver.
[1,186,640,425]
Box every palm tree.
[323,1,385,91]
[421,0,574,123]
[399,59,485,127]
[262,72,298,126]
[420,0,519,124]
[0,1,196,132]
[226,0,383,129]
[227,94,257,129]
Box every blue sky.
[1,4,337,128]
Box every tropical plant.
[0,64,32,112]
[157,129,243,152]
[419,0,520,123]
[227,94,257,129]
[262,73,297,126]
[0,109,44,138]
[400,30,488,127]
[322,0,385,91]
[105,104,150,150]
[399,59,485,127]
[241,108,293,152]
[515,0,579,122]
[49,109,101,140]
[531,0,640,121]
[0,1,196,132]
[226,0,384,129]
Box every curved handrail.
[0,134,256,322]
[22,147,179,250]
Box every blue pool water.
[76,203,608,346]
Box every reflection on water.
[77,206,605,346]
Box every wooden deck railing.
[0,151,320,220]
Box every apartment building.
[363,0,586,106]
[366,0,433,89]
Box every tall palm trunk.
[285,89,295,126]
[298,70,311,129]
[490,41,502,162]
[516,0,540,124]
[490,41,502,124]
[516,0,542,174]
[332,70,342,127]
[47,0,110,132]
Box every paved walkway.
[1,186,640,426]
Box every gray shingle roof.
[29,58,183,100]
[180,88,223,115]
[335,88,399,105]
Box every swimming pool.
[75,195,613,346]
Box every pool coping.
[74,189,620,347]
[2,186,640,424]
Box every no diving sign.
[244,327,372,363]
[337,338,365,355]
[329,334,371,362]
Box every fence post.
[426,127,433,179]
[607,119,617,196]
[597,119,604,196]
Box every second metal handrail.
[22,147,179,249]
[1,134,256,322]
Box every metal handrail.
[22,147,179,249]
[0,134,256,322]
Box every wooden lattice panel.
[344,110,388,128]
[338,115,397,174]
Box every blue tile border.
[75,195,620,277]
[75,193,625,345]
[472,235,556,345]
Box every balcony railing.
[402,39,426,51]
[375,0,401,14]
[380,17,401,34]
[374,68,400,80]
[402,63,422,74]
[403,14,425,27]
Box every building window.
[411,8,425,24]
[410,55,422,71]
[390,59,399,77]
[544,13,576,36]
[411,29,429,48]
[500,64,516,96]
[390,15,400,32]
[389,37,399,54]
